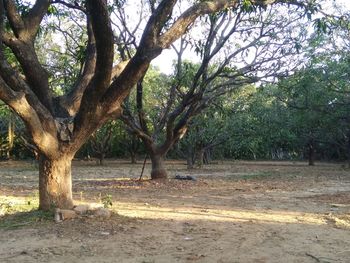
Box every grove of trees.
[0,0,349,210]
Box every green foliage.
[241,0,256,13]
[47,5,59,16]
[33,5,88,94]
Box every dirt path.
[0,160,350,262]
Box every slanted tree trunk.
[38,154,74,210]
[149,153,167,179]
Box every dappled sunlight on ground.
[113,202,328,225]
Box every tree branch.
[101,0,183,112]
[52,0,85,13]
[0,76,59,157]
[56,13,96,117]
[3,0,25,37]
[73,0,114,143]
[24,0,51,40]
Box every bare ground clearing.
[0,160,350,263]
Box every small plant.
[101,194,113,208]
[0,201,12,215]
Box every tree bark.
[150,154,167,179]
[38,154,74,211]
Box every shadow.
[0,209,52,230]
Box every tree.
[276,55,350,165]
[0,0,318,210]
[122,2,310,178]
[176,98,233,168]
[89,121,116,165]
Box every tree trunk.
[130,151,137,164]
[196,148,204,168]
[97,153,104,166]
[346,131,350,169]
[186,146,194,169]
[308,141,315,166]
[203,149,211,165]
[150,154,167,179]
[187,155,194,169]
[38,154,74,211]
[130,134,139,164]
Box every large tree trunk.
[38,154,74,211]
[150,154,167,179]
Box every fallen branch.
[305,253,321,262]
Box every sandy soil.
[0,160,350,263]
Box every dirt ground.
[0,159,350,263]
